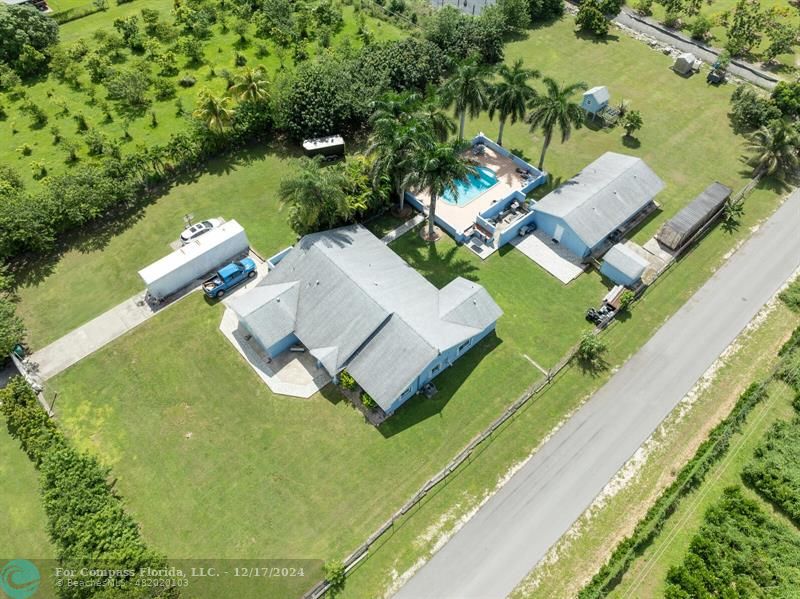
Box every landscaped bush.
[772,81,800,119]
[339,370,357,390]
[1,378,179,597]
[688,14,713,41]
[729,86,782,131]
[664,487,800,597]
[361,392,377,409]
[742,418,800,526]
[575,0,609,37]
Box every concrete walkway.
[29,253,269,382]
[394,190,800,599]
[381,214,424,244]
[614,8,779,90]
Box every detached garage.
[532,153,665,259]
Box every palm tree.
[369,91,421,128]
[415,141,479,240]
[280,157,350,235]
[369,120,432,213]
[414,89,457,143]
[193,89,235,134]
[229,65,270,103]
[488,59,539,146]
[526,78,588,170]
[441,60,494,141]
[746,119,800,180]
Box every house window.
[431,364,441,375]
[458,339,470,353]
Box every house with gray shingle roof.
[227,225,502,415]
[532,153,665,259]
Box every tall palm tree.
[488,59,540,146]
[526,78,588,170]
[746,119,800,180]
[280,157,350,235]
[441,60,494,141]
[415,141,479,240]
[193,88,235,134]
[415,91,457,143]
[229,65,270,103]
[369,91,421,128]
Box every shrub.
[772,81,800,119]
[632,0,653,15]
[18,143,32,156]
[576,331,608,370]
[339,370,357,390]
[354,38,448,93]
[598,0,624,15]
[85,129,107,155]
[30,160,47,180]
[621,110,643,137]
[422,6,506,64]
[618,290,635,311]
[688,14,713,40]
[179,74,197,87]
[529,0,564,21]
[575,1,609,37]
[779,280,800,313]
[153,77,176,100]
[662,9,681,28]
[323,559,346,596]
[729,86,782,131]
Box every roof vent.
[315,280,320,286]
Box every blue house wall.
[600,262,641,287]
[266,332,299,358]
[532,212,591,258]
[382,322,497,414]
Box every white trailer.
[139,220,250,301]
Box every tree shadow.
[622,135,641,149]
[574,30,620,44]
[378,333,503,437]
[508,147,533,163]
[574,352,609,377]
[397,231,480,287]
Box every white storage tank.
[139,220,249,301]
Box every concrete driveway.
[394,190,800,599]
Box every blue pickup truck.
[202,258,257,298]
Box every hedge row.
[0,377,177,598]
[51,4,104,25]
[742,418,800,527]
[578,380,771,598]
[580,326,800,597]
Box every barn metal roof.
[533,153,665,251]
[231,225,502,411]
[656,182,732,250]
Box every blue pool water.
[441,166,498,206]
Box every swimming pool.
[441,166,498,206]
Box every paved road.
[394,190,800,599]
[613,9,778,90]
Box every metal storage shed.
[600,243,649,287]
[302,135,345,157]
[673,52,698,75]
[656,182,732,250]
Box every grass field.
[15,143,300,348]
[0,427,54,562]
[47,242,600,564]
[1,2,402,187]
[632,0,800,75]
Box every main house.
[533,152,665,259]
[227,225,503,415]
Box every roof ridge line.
[559,155,641,218]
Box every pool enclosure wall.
[404,133,547,245]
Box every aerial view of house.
[1,0,800,597]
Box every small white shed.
[600,243,649,287]
[673,53,699,75]
[581,86,610,116]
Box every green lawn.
[2,3,402,187]
[631,0,799,75]
[0,426,54,562]
[15,143,300,348]
[48,253,596,563]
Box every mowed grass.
[2,2,402,187]
[48,263,592,562]
[15,143,300,348]
[465,17,779,243]
[0,426,54,562]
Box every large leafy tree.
[488,59,539,146]
[193,88,236,134]
[229,65,270,103]
[415,141,479,241]
[526,77,587,170]
[746,119,800,180]
[0,5,58,68]
[441,60,495,140]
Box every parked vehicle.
[139,220,249,302]
[203,258,257,298]
[181,218,223,244]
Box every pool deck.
[412,147,528,233]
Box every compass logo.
[0,560,40,599]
